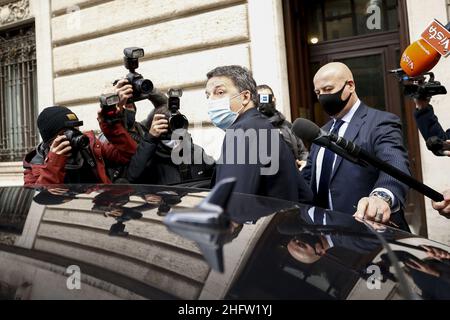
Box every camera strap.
[65,152,85,170]
[127,122,150,144]
[135,122,147,140]
[80,148,96,168]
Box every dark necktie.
[315,119,345,209]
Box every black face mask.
[318,82,352,116]
[258,102,277,117]
[124,109,136,129]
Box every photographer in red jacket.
[23,106,137,186]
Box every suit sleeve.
[371,113,410,207]
[99,122,137,163]
[296,170,314,204]
[414,105,450,141]
[215,134,261,195]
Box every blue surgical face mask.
[207,93,244,130]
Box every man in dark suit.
[205,65,313,204]
[302,62,411,230]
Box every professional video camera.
[114,47,154,103]
[390,69,447,100]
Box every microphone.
[400,21,450,77]
[400,37,441,77]
[292,118,367,166]
[292,117,444,202]
[390,20,449,100]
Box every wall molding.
[0,0,30,27]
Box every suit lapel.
[330,104,368,181]
[310,144,320,193]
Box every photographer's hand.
[442,140,450,157]
[149,114,169,138]
[432,189,450,218]
[296,160,307,171]
[114,79,133,108]
[414,97,431,110]
[50,135,72,157]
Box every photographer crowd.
[22,47,450,229]
[23,105,137,185]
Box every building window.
[307,0,398,44]
[0,24,38,162]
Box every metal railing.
[0,24,38,162]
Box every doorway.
[283,0,427,235]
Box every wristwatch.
[370,190,393,208]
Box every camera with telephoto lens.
[114,47,154,103]
[167,88,189,132]
[64,128,90,152]
[389,69,447,100]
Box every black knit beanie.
[37,106,83,142]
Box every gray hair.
[206,65,258,105]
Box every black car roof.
[0,184,449,300]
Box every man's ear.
[347,80,356,93]
[242,90,252,106]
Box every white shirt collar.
[333,99,361,124]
